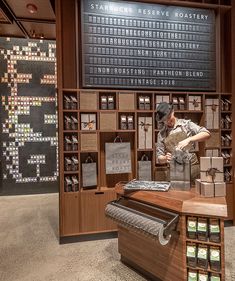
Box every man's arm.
[156,131,172,164]
[177,121,211,150]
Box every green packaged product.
[210,247,221,272]
[187,244,197,267]
[188,270,197,281]
[197,245,208,269]
[209,219,220,243]
[197,218,208,241]
[187,217,197,239]
[198,271,208,281]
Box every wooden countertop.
[115,183,227,218]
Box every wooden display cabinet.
[80,190,117,233]
[115,183,227,281]
[56,0,235,240]
[62,193,80,236]
[58,90,234,239]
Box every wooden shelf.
[81,188,99,192]
[80,130,98,133]
[186,265,221,274]
[64,191,79,194]
[80,110,99,113]
[115,130,136,132]
[186,238,221,246]
[137,148,154,151]
[136,110,154,113]
[99,110,117,113]
[80,150,98,153]
[63,109,78,112]
[174,110,204,113]
[64,170,79,174]
[63,130,78,133]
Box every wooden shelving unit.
[186,216,224,280]
[56,0,234,240]
[115,184,227,281]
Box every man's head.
[156,102,175,127]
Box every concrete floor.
[0,193,234,281]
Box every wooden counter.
[115,183,227,281]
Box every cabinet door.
[62,193,80,236]
[80,190,117,233]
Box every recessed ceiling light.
[26,3,38,14]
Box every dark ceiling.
[0,0,55,40]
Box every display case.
[56,0,234,240]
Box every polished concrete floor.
[0,193,234,281]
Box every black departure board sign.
[81,0,216,90]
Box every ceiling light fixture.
[26,3,38,14]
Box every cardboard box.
[195,179,201,194]
[214,182,226,197]
[80,91,97,110]
[205,98,219,129]
[138,117,152,149]
[205,149,219,157]
[156,95,170,107]
[205,132,220,148]
[197,179,226,197]
[80,133,98,151]
[188,95,202,111]
[200,181,214,197]
[81,114,96,131]
[119,93,135,110]
[100,112,116,130]
[200,157,223,182]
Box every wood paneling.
[118,218,186,281]
[61,0,77,88]
[226,184,234,220]
[116,184,227,218]
[62,193,80,236]
[80,190,117,232]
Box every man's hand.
[165,152,172,163]
[177,138,191,150]
[158,153,172,164]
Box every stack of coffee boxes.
[195,157,226,197]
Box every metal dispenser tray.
[105,198,179,245]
